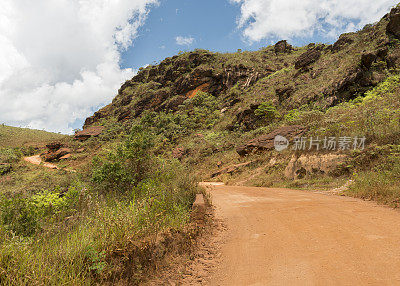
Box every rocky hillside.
[85,6,400,131]
[79,5,400,205]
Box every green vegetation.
[3,8,400,284]
[0,124,67,148]
[0,126,198,285]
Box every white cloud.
[175,36,195,46]
[0,0,158,134]
[232,0,398,42]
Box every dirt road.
[204,183,400,285]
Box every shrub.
[254,102,280,122]
[92,127,155,195]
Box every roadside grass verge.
[0,127,199,285]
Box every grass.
[0,124,67,148]
[0,127,199,285]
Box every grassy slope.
[0,124,67,148]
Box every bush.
[0,187,81,237]
[92,127,155,195]
[254,101,280,122]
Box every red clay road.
[204,183,400,285]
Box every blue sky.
[121,0,332,70]
[121,0,244,69]
[1,0,397,133]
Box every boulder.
[294,49,321,69]
[0,163,11,175]
[60,154,72,160]
[361,52,377,69]
[284,154,348,179]
[41,148,72,162]
[236,125,307,156]
[46,142,63,151]
[274,40,292,54]
[74,126,104,141]
[387,6,400,38]
[233,104,259,131]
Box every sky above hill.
[0,0,398,134]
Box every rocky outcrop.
[74,126,104,141]
[294,48,321,69]
[46,142,63,151]
[361,52,377,69]
[222,64,263,88]
[232,104,259,131]
[274,40,293,54]
[236,125,307,156]
[41,147,72,162]
[211,161,256,178]
[132,89,170,117]
[386,6,400,38]
[276,85,294,103]
[284,154,348,179]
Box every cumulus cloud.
[175,36,195,46]
[0,0,158,134]
[232,0,398,42]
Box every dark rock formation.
[294,49,321,69]
[274,40,292,54]
[361,52,377,69]
[41,148,72,162]
[74,126,104,141]
[236,125,307,156]
[387,6,400,38]
[233,104,259,131]
[46,142,63,151]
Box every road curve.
[204,183,400,285]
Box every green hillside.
[0,124,67,148]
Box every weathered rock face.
[132,89,170,117]
[274,40,293,54]
[46,142,63,151]
[284,154,348,179]
[41,148,72,162]
[361,52,377,69]
[294,48,321,69]
[276,85,294,103]
[236,125,307,156]
[74,126,104,141]
[386,6,400,38]
[211,161,256,178]
[222,64,263,89]
[232,104,259,131]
